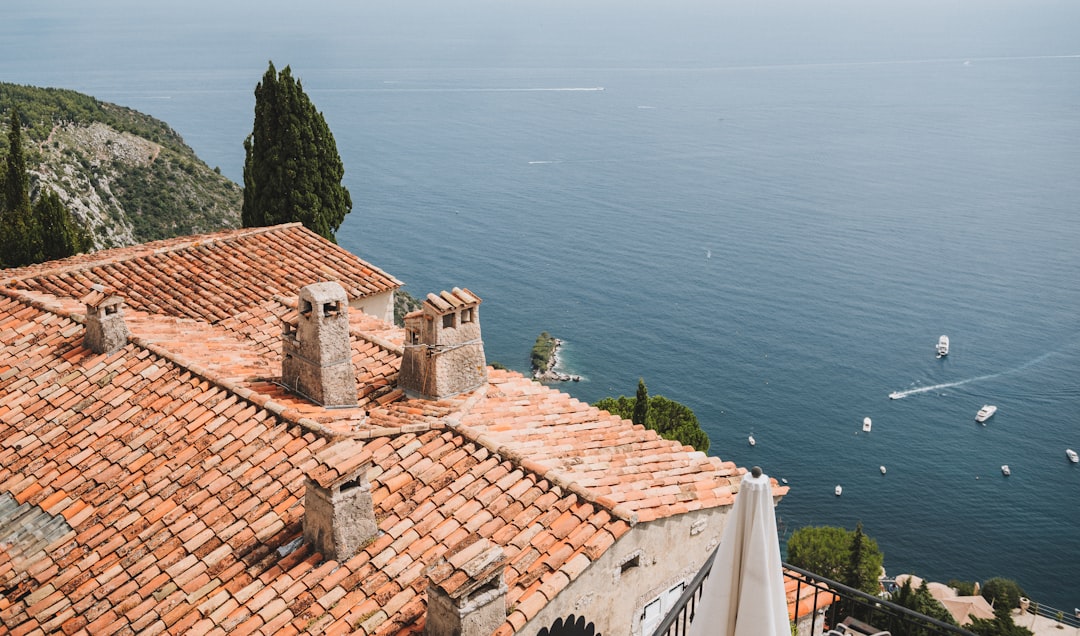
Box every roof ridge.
[3,223,303,283]
[443,377,641,526]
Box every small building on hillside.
[0,223,786,635]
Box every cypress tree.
[0,109,40,267]
[632,378,649,426]
[242,62,352,241]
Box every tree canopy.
[594,381,710,452]
[785,524,884,595]
[242,62,352,242]
[890,578,957,627]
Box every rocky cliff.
[1,82,241,250]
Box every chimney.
[82,285,129,354]
[282,282,357,407]
[303,463,377,562]
[399,288,486,399]
[425,537,507,636]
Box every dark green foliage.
[967,602,1033,636]
[489,361,507,370]
[980,578,1026,611]
[1,110,40,267]
[947,579,977,597]
[243,62,352,241]
[3,110,29,214]
[632,378,648,425]
[846,522,867,590]
[891,578,957,627]
[34,189,87,262]
[531,332,557,371]
[786,525,884,596]
[593,383,711,452]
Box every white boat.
[1001,465,1010,476]
[862,417,872,432]
[975,405,997,423]
[1067,449,1078,464]
[936,335,950,358]
[748,434,756,446]
[880,465,887,474]
[889,391,903,400]
[835,484,842,496]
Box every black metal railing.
[651,553,979,636]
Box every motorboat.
[975,405,997,423]
[862,417,872,432]
[1067,449,1078,464]
[835,484,843,496]
[880,465,887,474]
[936,335,950,358]
[748,434,756,447]
[889,391,903,400]
[1001,465,1010,476]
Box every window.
[640,582,685,636]
[620,554,640,575]
[442,313,455,329]
[461,307,474,323]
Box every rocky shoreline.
[532,338,581,383]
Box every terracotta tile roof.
[785,569,838,622]
[0,228,776,635]
[0,292,630,634]
[454,371,774,523]
[2,224,401,325]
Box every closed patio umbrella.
[688,466,789,636]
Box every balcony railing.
[651,552,979,636]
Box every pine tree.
[632,378,649,425]
[242,62,352,242]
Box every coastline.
[532,338,581,383]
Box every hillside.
[0,82,240,249]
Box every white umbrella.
[688,466,789,636]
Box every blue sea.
[4,0,1079,612]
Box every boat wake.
[889,350,1060,400]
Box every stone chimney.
[82,285,129,354]
[425,537,507,636]
[282,282,357,407]
[399,288,486,399]
[303,463,377,562]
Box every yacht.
[835,484,843,496]
[975,405,997,423]
[889,391,904,400]
[1001,465,1011,476]
[862,417,872,432]
[748,434,756,447]
[936,335,950,358]
[1067,449,1078,464]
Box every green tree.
[967,602,1033,636]
[846,521,867,590]
[34,189,86,261]
[891,578,957,627]
[632,378,649,425]
[786,525,884,596]
[980,578,1026,612]
[594,383,710,452]
[0,109,41,267]
[242,61,352,241]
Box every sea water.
[3,0,1079,610]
